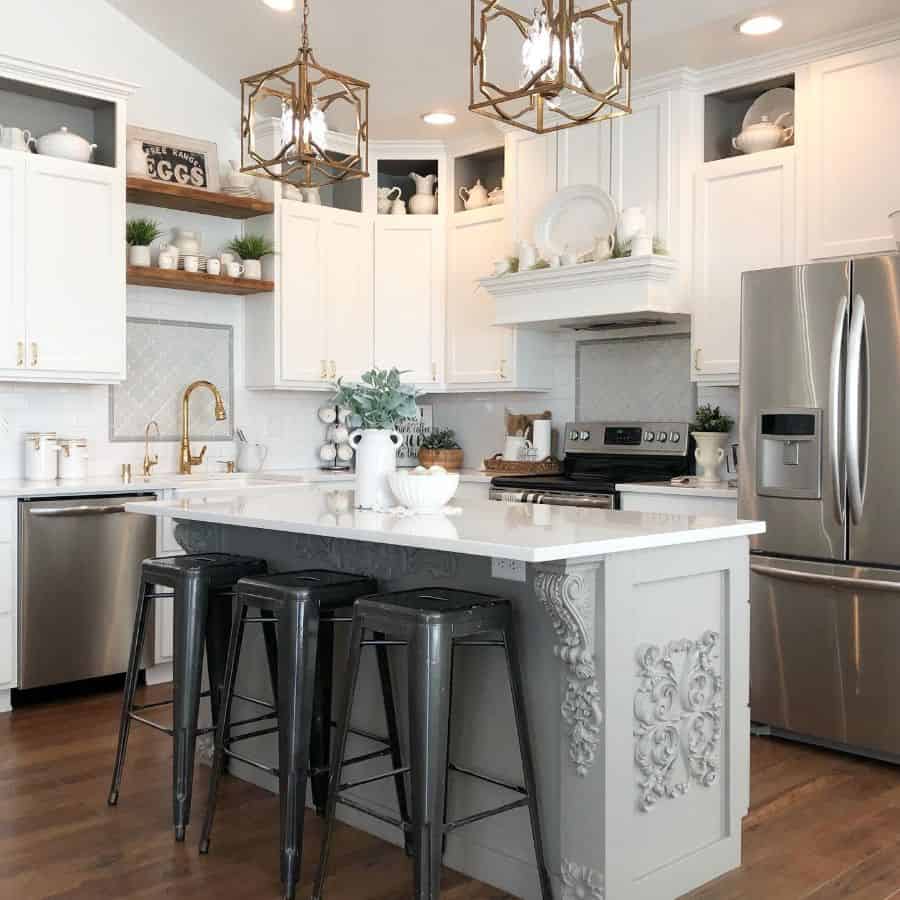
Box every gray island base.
[128,485,763,900]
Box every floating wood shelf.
[126,177,273,219]
[127,266,274,295]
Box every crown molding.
[369,138,448,156]
[0,52,137,101]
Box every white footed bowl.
[388,468,460,511]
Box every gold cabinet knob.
[329,360,337,380]
[694,347,702,371]
[498,359,507,379]
[320,359,328,380]
[16,341,24,367]
[432,362,438,382]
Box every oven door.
[489,488,615,509]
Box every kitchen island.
[127,483,764,900]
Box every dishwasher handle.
[29,504,129,517]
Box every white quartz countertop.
[125,482,764,563]
[616,479,738,499]
[0,468,494,498]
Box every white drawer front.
[0,542,12,614]
[0,613,14,686]
[0,499,13,544]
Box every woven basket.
[483,453,562,475]
[418,448,464,470]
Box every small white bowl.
[388,468,460,512]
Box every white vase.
[349,428,403,509]
[128,244,151,267]
[693,432,728,483]
[243,259,262,280]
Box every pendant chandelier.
[240,0,369,187]
[469,1,632,134]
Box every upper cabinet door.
[611,90,673,245]
[557,120,612,192]
[279,201,329,384]
[374,217,444,384]
[326,207,373,381]
[25,156,124,377]
[692,148,797,382]
[504,131,558,246]
[446,207,513,385]
[808,40,900,259]
[0,150,25,374]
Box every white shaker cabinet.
[0,499,16,709]
[0,150,25,376]
[807,40,900,259]
[557,119,612,191]
[374,216,444,384]
[691,147,797,383]
[504,130,558,247]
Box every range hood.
[479,255,688,330]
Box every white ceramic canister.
[24,432,59,481]
[57,438,89,480]
[348,428,403,509]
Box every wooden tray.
[483,454,562,475]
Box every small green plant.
[227,234,275,260]
[421,428,461,451]
[126,218,163,246]
[692,404,734,433]
[332,367,419,430]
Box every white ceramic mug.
[183,255,199,273]
[206,258,221,276]
[530,419,552,460]
[227,262,245,278]
[238,441,269,473]
[243,259,262,280]
[1,126,33,152]
[503,435,532,461]
[158,251,176,270]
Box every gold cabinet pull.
[320,359,328,380]
[498,359,507,379]
[30,342,38,367]
[694,347,702,371]
[432,362,438,382]
[329,360,337,380]
[16,341,24,367]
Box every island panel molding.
[633,630,723,813]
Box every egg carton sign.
[144,144,210,188]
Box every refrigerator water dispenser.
[757,409,822,499]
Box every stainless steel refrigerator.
[739,253,900,760]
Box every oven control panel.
[564,421,691,456]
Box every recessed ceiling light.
[737,15,784,36]
[422,112,456,126]
[263,0,295,10]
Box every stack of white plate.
[177,253,209,272]
[222,186,257,198]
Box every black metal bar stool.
[312,587,553,900]
[108,552,269,841]
[199,570,409,900]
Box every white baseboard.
[145,662,173,686]
[0,689,10,713]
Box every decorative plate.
[743,87,795,131]
[533,184,618,259]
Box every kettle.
[458,178,489,210]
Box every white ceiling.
[108,0,900,140]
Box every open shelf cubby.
[0,76,118,168]
[453,146,504,212]
[377,158,439,213]
[704,74,795,162]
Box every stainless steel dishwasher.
[18,494,157,690]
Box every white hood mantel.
[479,255,687,330]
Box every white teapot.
[458,178,489,210]
[732,114,794,155]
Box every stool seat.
[237,569,376,610]
[356,587,506,624]
[141,552,266,587]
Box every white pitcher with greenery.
[691,404,734,483]
[333,368,419,509]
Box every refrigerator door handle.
[846,296,868,524]
[751,563,900,594]
[829,295,849,525]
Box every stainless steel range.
[489,420,694,509]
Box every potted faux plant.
[691,404,734,483]
[333,368,419,509]
[227,234,275,280]
[419,428,463,471]
[126,218,162,267]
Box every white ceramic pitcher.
[349,428,403,509]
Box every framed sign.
[127,126,220,191]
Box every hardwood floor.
[1,687,900,899]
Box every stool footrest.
[342,747,393,767]
[225,724,279,746]
[128,713,174,736]
[329,720,392,746]
[336,795,406,830]
[232,691,277,711]
[360,639,409,647]
[340,765,410,793]
[454,640,504,647]
[448,762,527,795]
[445,797,530,833]
[224,747,279,777]
[228,710,278,731]
[131,697,173,712]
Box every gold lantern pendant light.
[240,0,370,187]
[470,0,632,134]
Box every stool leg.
[374,632,411,849]
[172,578,210,841]
[199,602,247,855]
[276,601,320,900]
[309,612,334,817]
[108,576,152,806]
[502,624,554,900]
[260,608,279,706]
[408,624,453,900]
[311,616,366,900]
[205,588,234,733]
